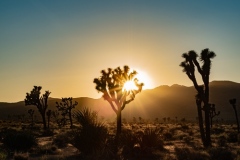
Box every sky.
[0,0,240,102]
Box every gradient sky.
[1,0,240,102]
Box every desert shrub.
[140,128,164,150]
[73,108,97,127]
[2,129,37,152]
[181,124,189,130]
[227,132,238,143]
[53,131,73,148]
[174,132,185,140]
[118,130,138,158]
[169,127,178,134]
[217,135,227,147]
[119,129,138,149]
[183,136,193,144]
[37,144,58,155]
[100,135,117,160]
[211,127,225,135]
[163,132,173,140]
[188,130,194,136]
[41,129,54,137]
[72,108,108,157]
[73,123,108,155]
[208,147,234,160]
[175,147,210,160]
[120,128,165,160]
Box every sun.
[123,80,138,91]
[122,69,153,92]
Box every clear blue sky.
[1,0,240,102]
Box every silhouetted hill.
[0,81,239,122]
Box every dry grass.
[0,121,239,159]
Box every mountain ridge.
[0,80,239,122]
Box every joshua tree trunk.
[229,99,239,133]
[196,100,206,146]
[204,84,211,147]
[41,111,47,130]
[204,104,211,147]
[117,109,122,136]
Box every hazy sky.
[1,0,240,102]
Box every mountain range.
[0,80,240,122]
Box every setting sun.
[123,80,138,91]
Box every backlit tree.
[180,48,216,147]
[93,65,143,136]
[25,86,51,129]
[56,97,78,128]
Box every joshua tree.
[209,104,220,128]
[28,109,35,126]
[180,48,216,147]
[46,110,52,129]
[56,97,78,128]
[25,86,51,129]
[229,98,239,133]
[93,65,143,136]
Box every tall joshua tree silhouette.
[180,48,216,148]
[56,97,78,128]
[25,86,51,130]
[93,65,143,136]
[229,98,240,133]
